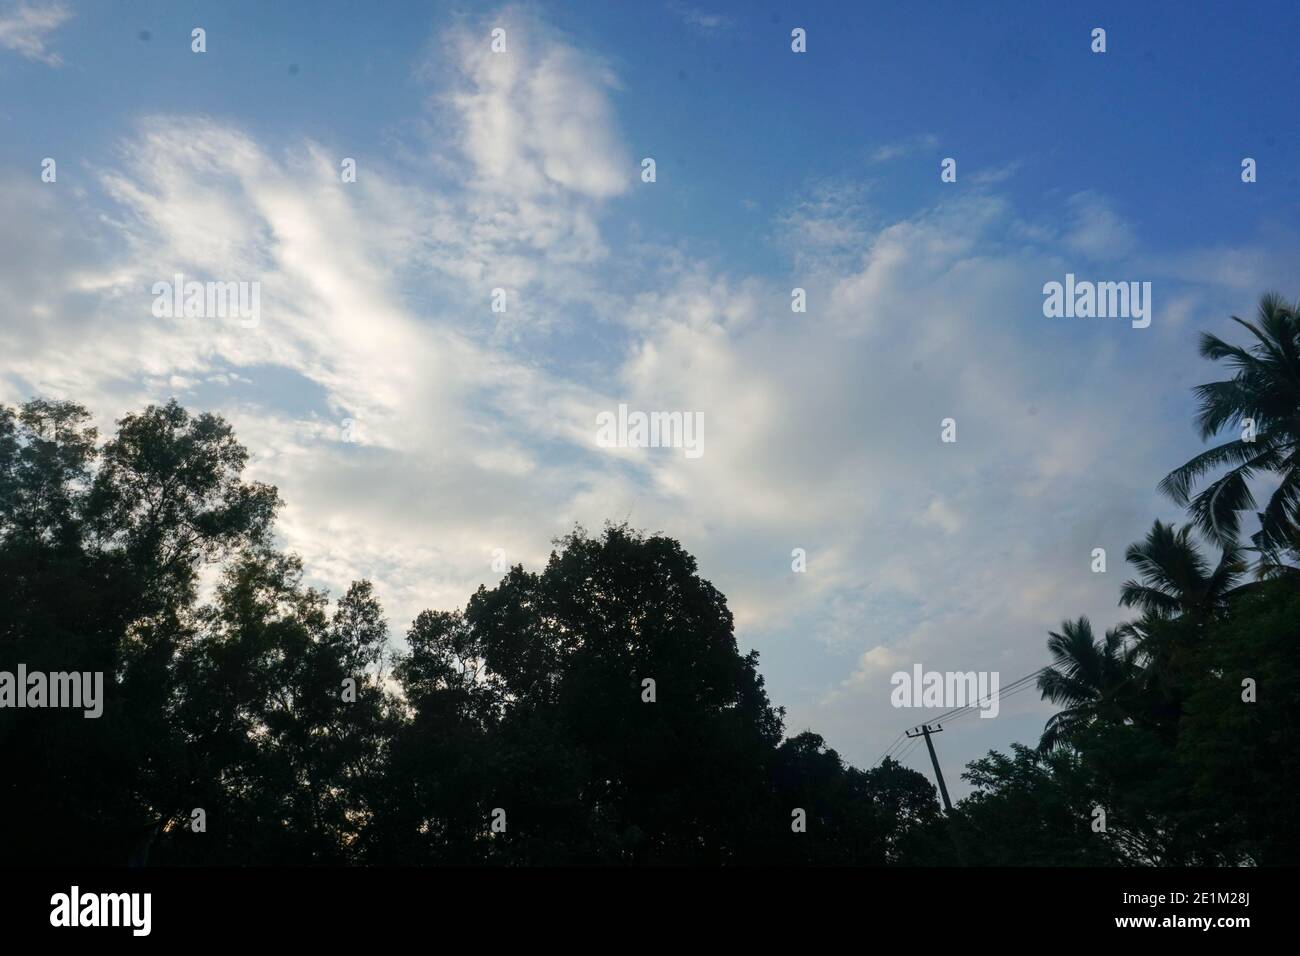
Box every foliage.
[4,292,1297,864]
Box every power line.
[920,668,1048,726]
[872,731,907,767]
[893,737,922,764]
[873,665,1055,770]
[938,676,1044,727]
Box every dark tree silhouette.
[1,401,944,865]
[1159,292,1300,562]
[8,297,1300,871]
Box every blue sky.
[2,0,1298,796]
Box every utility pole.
[906,722,967,865]
[906,723,952,812]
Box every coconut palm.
[1114,523,1244,729]
[1158,293,1300,560]
[1037,617,1143,752]
[1118,520,1246,620]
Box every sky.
[2,0,1298,798]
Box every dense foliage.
[0,401,939,864]
[3,293,1296,865]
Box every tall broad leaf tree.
[1036,617,1143,752]
[1158,293,1300,565]
[1114,521,1243,728]
[1118,520,1245,621]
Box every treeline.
[0,399,944,864]
[948,293,1300,865]
[2,293,1296,866]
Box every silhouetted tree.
[1159,292,1300,562]
[1119,520,1245,620]
[1036,618,1143,752]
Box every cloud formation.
[0,1,70,65]
[3,8,1297,793]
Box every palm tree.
[1158,292,1300,562]
[1036,617,1142,752]
[1114,522,1243,729]
[1118,520,1245,620]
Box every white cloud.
[672,5,734,34]
[920,497,963,534]
[4,8,1297,794]
[0,1,71,65]
[442,8,631,200]
[775,178,875,273]
[1063,191,1137,260]
[836,645,907,694]
[870,133,940,163]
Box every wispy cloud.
[0,1,71,65]
[671,4,734,35]
[438,6,631,201]
[1063,190,1137,260]
[4,4,1298,789]
[870,133,940,163]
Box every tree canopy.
[3,292,1297,865]
[0,407,938,864]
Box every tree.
[1159,292,1300,563]
[953,743,1128,865]
[37,393,1287,866]
[362,609,503,864]
[1176,579,1300,865]
[6,396,923,865]
[0,399,283,863]
[158,551,399,864]
[860,756,948,863]
[1036,617,1143,752]
[953,733,1239,865]
[457,524,788,863]
[768,732,887,864]
[1119,520,1245,620]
